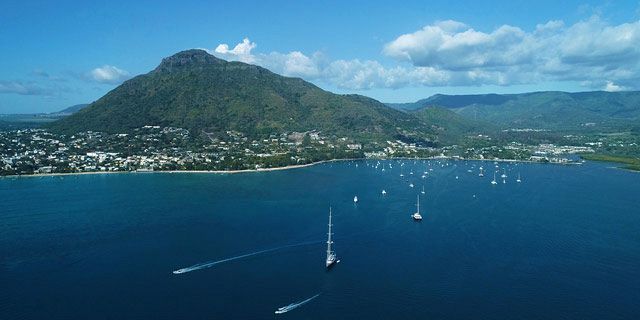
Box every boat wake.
[275,293,321,314]
[172,240,321,275]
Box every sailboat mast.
[327,207,333,256]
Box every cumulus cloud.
[90,65,130,84]
[383,16,640,89]
[604,81,626,92]
[214,38,257,63]
[209,17,640,91]
[0,81,50,95]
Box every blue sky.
[1,0,639,113]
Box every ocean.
[1,160,639,319]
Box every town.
[0,125,616,176]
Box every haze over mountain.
[50,50,435,144]
[389,91,640,131]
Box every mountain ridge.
[49,49,436,144]
[388,91,640,131]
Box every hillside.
[410,106,495,143]
[50,50,435,144]
[389,91,640,131]
[51,103,89,116]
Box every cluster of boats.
[328,159,525,270]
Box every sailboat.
[479,166,484,177]
[491,171,498,185]
[326,207,338,268]
[412,195,423,221]
[353,196,358,203]
[517,172,522,183]
[501,168,507,179]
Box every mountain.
[389,91,640,131]
[51,103,89,116]
[0,104,89,131]
[410,106,496,143]
[50,50,435,144]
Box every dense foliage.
[391,91,640,131]
[49,50,435,144]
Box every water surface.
[1,160,639,319]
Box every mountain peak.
[155,49,225,72]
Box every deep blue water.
[1,160,639,319]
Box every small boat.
[421,186,425,194]
[491,171,498,185]
[326,207,337,268]
[516,173,522,183]
[412,195,423,221]
[409,183,414,188]
[353,196,358,203]
[479,166,484,177]
[455,175,459,179]
[501,168,507,179]
[382,189,387,195]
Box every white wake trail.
[172,240,321,274]
[275,293,321,314]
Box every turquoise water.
[1,160,639,319]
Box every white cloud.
[209,17,640,92]
[214,38,257,63]
[604,81,626,92]
[383,16,640,89]
[90,65,130,84]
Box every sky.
[1,0,640,113]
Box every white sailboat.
[412,195,423,221]
[491,171,498,185]
[326,207,337,268]
[353,196,358,203]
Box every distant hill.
[410,106,496,143]
[389,91,640,131]
[50,50,435,144]
[0,104,89,131]
[51,103,89,116]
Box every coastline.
[0,156,582,179]
[0,159,345,179]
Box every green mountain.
[49,49,435,144]
[51,103,89,116]
[410,106,495,143]
[389,91,640,131]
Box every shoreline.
[0,156,583,179]
[0,158,350,179]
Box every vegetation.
[390,91,640,131]
[49,50,435,145]
[581,153,640,171]
[410,106,496,144]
